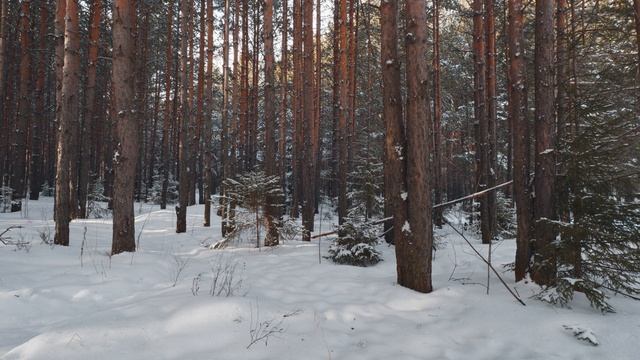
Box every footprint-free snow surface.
[1,198,639,359]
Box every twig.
[0,225,23,245]
[432,180,513,210]
[443,218,526,306]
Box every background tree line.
[0,0,638,308]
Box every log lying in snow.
[311,180,513,240]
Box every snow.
[401,221,412,235]
[400,192,408,201]
[1,198,640,359]
[563,325,599,346]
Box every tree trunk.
[314,0,321,211]
[337,0,348,223]
[30,0,48,201]
[54,0,78,246]
[264,0,279,246]
[485,0,498,239]
[301,0,315,241]
[220,0,231,235]
[111,0,138,254]
[78,0,101,217]
[239,0,249,171]
[634,0,640,111]
[532,0,557,285]
[399,0,434,293]
[508,0,531,281]
[176,0,192,234]
[279,0,288,204]
[14,0,31,199]
[0,0,7,174]
[160,0,174,211]
[290,0,302,218]
[473,0,491,244]
[381,0,405,247]
[203,0,214,227]
[432,0,443,226]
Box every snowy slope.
[1,198,639,359]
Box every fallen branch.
[432,180,513,210]
[443,218,526,306]
[311,181,513,240]
[0,225,23,245]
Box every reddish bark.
[508,0,532,281]
[177,0,192,233]
[111,0,138,254]
[301,0,315,241]
[264,0,279,245]
[14,0,31,198]
[532,0,557,285]
[399,0,434,293]
[30,0,49,200]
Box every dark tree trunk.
[30,1,48,201]
[0,0,7,175]
[532,0,557,286]
[485,0,498,239]
[432,0,443,226]
[290,0,302,218]
[635,0,640,110]
[381,0,405,247]
[508,0,532,281]
[301,0,315,241]
[279,0,288,204]
[111,0,138,254]
[14,0,31,199]
[203,0,214,227]
[54,0,78,246]
[399,0,434,293]
[264,0,279,246]
[78,0,101,217]
[337,0,348,224]
[161,0,174,210]
[176,0,192,234]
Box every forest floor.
[1,197,639,359]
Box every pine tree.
[111,0,138,254]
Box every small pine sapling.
[328,219,382,267]
[222,171,283,247]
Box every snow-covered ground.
[1,198,639,359]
